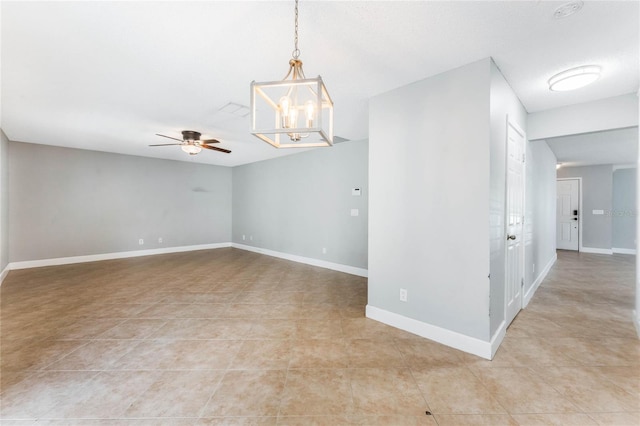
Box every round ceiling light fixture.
[553,1,584,19]
[181,144,202,155]
[548,65,601,91]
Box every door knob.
[507,235,516,240]
[572,218,578,221]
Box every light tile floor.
[1,248,638,425]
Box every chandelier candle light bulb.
[305,100,315,126]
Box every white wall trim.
[523,252,557,307]
[0,266,9,286]
[4,242,368,278]
[612,247,636,255]
[580,247,613,255]
[8,243,232,270]
[633,310,640,338]
[489,320,506,359]
[231,243,368,277]
[365,304,492,360]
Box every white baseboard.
[4,242,368,280]
[8,243,232,270]
[580,247,613,255]
[634,310,640,338]
[584,247,637,256]
[231,243,368,277]
[0,265,9,286]
[612,248,636,255]
[523,253,557,308]
[490,320,506,359]
[366,305,492,360]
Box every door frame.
[556,177,583,252]
[504,115,526,326]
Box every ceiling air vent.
[553,1,584,19]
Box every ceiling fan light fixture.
[250,0,334,148]
[150,131,231,155]
[548,65,601,91]
[181,144,202,155]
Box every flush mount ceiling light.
[553,1,584,19]
[250,0,333,148]
[556,163,563,170]
[548,65,601,91]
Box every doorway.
[556,178,580,251]
[505,118,526,327]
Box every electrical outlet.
[249,235,253,241]
[399,288,408,302]
[322,247,327,254]
[158,237,163,244]
[242,235,246,241]
[138,239,144,245]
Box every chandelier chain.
[292,0,300,59]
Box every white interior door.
[556,179,580,251]
[505,119,525,327]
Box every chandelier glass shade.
[181,144,202,155]
[250,0,333,148]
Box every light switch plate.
[593,209,604,215]
[351,209,359,217]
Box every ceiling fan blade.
[201,145,231,154]
[201,139,220,144]
[149,143,183,146]
[155,134,184,142]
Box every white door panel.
[556,179,579,251]
[505,119,525,328]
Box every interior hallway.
[0,248,638,425]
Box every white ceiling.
[543,126,639,167]
[2,1,638,167]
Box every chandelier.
[250,0,333,148]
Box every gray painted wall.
[9,142,232,262]
[488,60,528,337]
[612,168,637,250]
[232,140,368,269]
[1,130,9,271]
[525,140,557,295]
[557,165,613,250]
[528,94,639,141]
[369,59,491,341]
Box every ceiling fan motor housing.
[182,130,201,141]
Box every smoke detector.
[554,1,584,19]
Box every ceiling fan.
[150,130,231,155]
